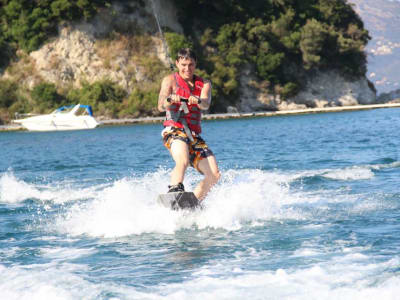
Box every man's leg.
[194,155,220,201]
[169,139,190,186]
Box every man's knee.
[214,170,221,183]
[206,170,220,184]
[176,158,189,169]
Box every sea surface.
[1,108,400,299]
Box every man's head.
[175,48,197,81]
[176,48,197,63]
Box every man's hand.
[167,94,201,106]
[188,95,201,105]
[168,94,181,104]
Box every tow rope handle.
[166,96,202,111]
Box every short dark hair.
[176,48,197,62]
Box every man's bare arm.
[198,80,212,110]
[158,76,173,112]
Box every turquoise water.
[1,108,400,299]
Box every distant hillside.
[0,0,376,124]
[349,0,400,94]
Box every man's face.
[176,57,196,80]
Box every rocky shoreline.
[2,103,400,132]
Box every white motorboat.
[13,104,99,131]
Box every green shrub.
[0,37,13,68]
[66,80,126,117]
[165,32,193,61]
[137,56,169,82]
[0,79,19,108]
[280,82,300,99]
[256,52,285,80]
[0,79,32,123]
[31,82,64,112]
[119,88,158,117]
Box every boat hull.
[14,115,99,131]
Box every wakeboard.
[157,192,200,210]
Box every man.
[158,48,220,201]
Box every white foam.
[292,248,322,257]
[4,166,390,237]
[0,263,147,300]
[195,169,298,230]
[370,161,400,171]
[322,166,374,180]
[148,256,400,300]
[0,171,104,204]
[286,165,375,182]
[0,246,20,260]
[285,160,400,183]
[1,253,399,300]
[53,169,308,237]
[40,247,95,261]
[0,172,41,203]
[48,165,397,237]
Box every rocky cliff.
[1,0,378,115]
[3,0,177,92]
[237,67,376,112]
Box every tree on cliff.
[172,0,370,107]
[0,0,109,54]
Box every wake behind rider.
[157,48,220,201]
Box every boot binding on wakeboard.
[168,182,185,193]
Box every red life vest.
[163,73,204,134]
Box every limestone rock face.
[287,70,376,108]
[30,26,102,86]
[238,65,280,112]
[237,68,376,112]
[20,0,181,91]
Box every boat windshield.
[54,105,94,116]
